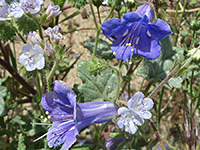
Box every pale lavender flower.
[28,31,42,45]
[44,42,55,56]
[45,26,64,44]
[38,80,118,150]
[0,4,12,21]
[117,92,154,135]
[20,0,43,14]
[46,2,61,20]
[0,1,23,21]
[19,44,45,71]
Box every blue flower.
[40,80,118,150]
[106,137,126,150]
[101,4,173,61]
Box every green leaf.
[77,61,117,102]
[137,36,183,88]
[0,85,7,116]
[166,77,183,89]
[0,22,16,41]
[84,39,114,60]
[16,15,38,35]
[17,134,26,150]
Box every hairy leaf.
[137,36,184,88]
[77,61,117,102]
[17,134,26,150]
[0,22,16,41]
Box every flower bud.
[151,141,168,150]
[191,20,200,31]
[28,31,42,45]
[46,2,61,20]
[44,42,55,57]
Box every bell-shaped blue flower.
[40,80,118,150]
[101,3,173,61]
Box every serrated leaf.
[84,39,114,60]
[16,15,38,35]
[17,134,26,150]
[137,36,183,89]
[0,22,16,41]
[77,61,117,102]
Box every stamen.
[146,30,151,37]
[45,111,49,115]
[44,118,48,122]
[126,43,131,46]
[31,123,52,126]
[47,116,51,119]
[123,29,129,37]
[136,37,140,45]
[129,61,132,65]
[40,115,44,119]
[113,52,116,55]
[131,49,134,52]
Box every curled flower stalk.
[101,4,173,61]
[37,80,118,150]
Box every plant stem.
[116,61,123,101]
[47,61,58,92]
[9,23,26,44]
[32,15,43,39]
[148,119,161,141]
[93,28,101,57]
[36,72,42,99]
[89,0,99,30]
[148,74,172,98]
[97,6,102,24]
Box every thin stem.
[116,61,123,101]
[89,0,99,30]
[93,28,101,57]
[157,86,165,131]
[32,15,43,39]
[47,61,58,92]
[148,74,172,98]
[8,23,26,44]
[36,72,42,99]
[97,6,102,24]
[148,119,161,141]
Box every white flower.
[28,31,42,45]
[46,2,61,20]
[45,26,64,44]
[117,92,154,135]
[19,44,45,71]
[0,1,24,21]
[20,0,43,14]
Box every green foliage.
[0,78,7,116]
[77,61,117,102]
[16,15,38,35]
[137,36,184,89]
[17,134,26,150]
[68,0,87,9]
[0,22,16,41]
[84,39,114,60]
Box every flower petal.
[128,92,144,109]
[149,19,173,41]
[52,80,76,108]
[101,18,126,39]
[118,107,128,115]
[136,3,154,21]
[122,12,142,24]
[143,98,154,110]
[111,41,135,61]
[140,111,152,119]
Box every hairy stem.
[47,61,58,92]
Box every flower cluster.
[40,80,118,150]
[117,92,154,135]
[101,4,173,61]
[0,0,61,21]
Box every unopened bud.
[46,2,62,20]
[28,31,42,45]
[44,42,55,57]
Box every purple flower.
[45,26,64,44]
[46,2,61,20]
[101,4,173,61]
[44,42,55,56]
[40,80,118,150]
[117,92,154,134]
[20,0,43,14]
[19,44,45,71]
[106,137,126,150]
